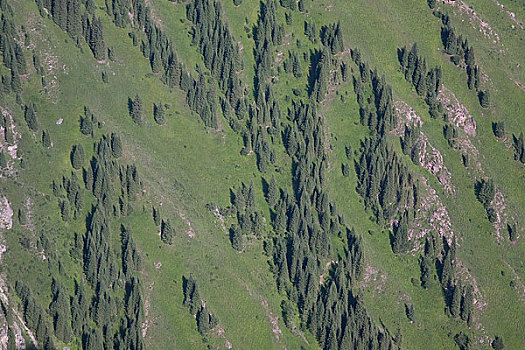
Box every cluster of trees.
[353,50,419,228]
[46,133,145,349]
[106,0,220,128]
[438,12,490,107]
[304,20,317,43]
[81,134,141,219]
[36,0,106,60]
[15,281,56,349]
[398,43,444,118]
[475,178,499,223]
[320,22,344,55]
[80,106,97,136]
[282,50,302,78]
[228,181,265,251]
[187,0,245,128]
[0,8,27,94]
[52,171,84,221]
[183,275,219,336]
[24,103,40,131]
[268,96,396,348]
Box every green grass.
[3,0,525,349]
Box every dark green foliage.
[280,0,296,10]
[49,279,72,343]
[0,151,7,168]
[320,22,344,54]
[18,206,27,225]
[399,43,442,114]
[392,214,412,254]
[24,104,39,131]
[266,175,278,207]
[153,102,166,125]
[89,16,106,60]
[122,225,141,277]
[512,132,525,163]
[405,303,415,322]
[304,19,317,43]
[281,299,295,328]
[130,94,143,125]
[42,129,51,148]
[508,223,518,242]
[161,218,174,244]
[342,163,350,177]
[152,206,161,226]
[492,121,504,138]
[80,106,95,135]
[492,336,504,350]
[479,90,490,108]
[450,281,462,318]
[454,332,470,350]
[111,132,122,158]
[475,178,495,208]
[460,284,474,326]
[182,275,219,338]
[420,255,432,288]
[71,280,89,336]
[71,143,85,169]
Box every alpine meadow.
[0,0,524,349]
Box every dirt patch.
[0,196,13,230]
[361,264,387,295]
[142,282,154,337]
[409,178,455,252]
[261,299,282,341]
[391,100,423,136]
[178,212,195,238]
[416,133,454,193]
[438,86,476,137]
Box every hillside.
[0,0,524,349]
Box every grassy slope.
[4,0,525,349]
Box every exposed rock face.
[438,87,476,137]
[0,196,13,230]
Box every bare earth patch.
[438,86,476,137]
[0,196,13,230]
[409,178,455,252]
[416,132,454,193]
[391,100,423,136]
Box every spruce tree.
[266,175,278,207]
[111,133,122,158]
[161,218,174,244]
[130,94,143,125]
[479,90,491,108]
[42,129,51,148]
[24,104,39,131]
[154,103,166,125]
[0,151,7,168]
[71,144,85,169]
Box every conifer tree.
[42,129,51,148]
[0,151,7,168]
[266,175,278,207]
[24,104,39,131]
[161,218,174,244]
[130,94,143,125]
[111,132,122,158]
[71,144,85,169]
[450,281,462,318]
[154,103,166,125]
